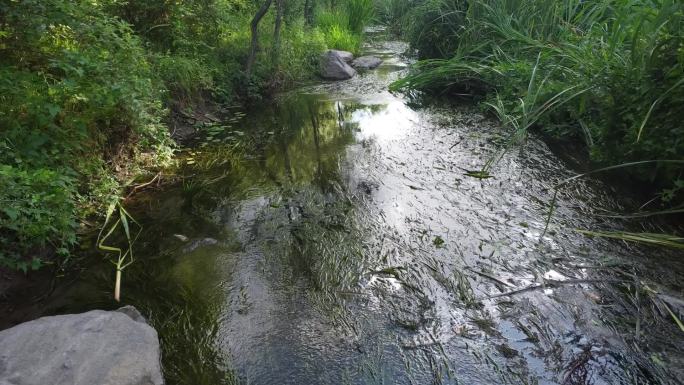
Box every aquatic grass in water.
[576,230,684,250]
[479,53,591,174]
[541,160,684,241]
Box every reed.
[96,200,142,302]
[346,0,375,34]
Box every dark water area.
[2,28,684,385]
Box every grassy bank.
[0,0,373,271]
[382,0,683,207]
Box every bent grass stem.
[96,200,142,302]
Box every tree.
[245,0,274,77]
[304,0,314,26]
[272,0,285,66]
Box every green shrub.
[316,9,349,32]
[375,0,466,58]
[0,166,76,271]
[316,4,367,55]
[153,54,214,101]
[375,0,412,34]
[279,22,328,84]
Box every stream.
[3,28,684,385]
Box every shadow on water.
[2,29,684,385]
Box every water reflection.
[352,100,416,142]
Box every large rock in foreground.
[0,306,163,385]
[352,56,383,70]
[319,50,356,80]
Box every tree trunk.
[272,0,285,67]
[304,0,314,26]
[246,0,274,77]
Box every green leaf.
[3,207,19,221]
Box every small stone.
[352,56,383,70]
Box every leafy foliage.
[0,0,172,270]
[316,0,370,55]
[346,0,375,34]
[0,166,76,271]
[323,23,362,53]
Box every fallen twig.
[126,172,161,199]
[466,267,516,288]
[487,278,628,299]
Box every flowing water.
[3,29,684,385]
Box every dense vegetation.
[0,0,374,271]
[381,0,683,205]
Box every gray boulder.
[352,56,383,70]
[0,306,163,385]
[330,49,354,63]
[319,50,356,80]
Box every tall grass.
[316,0,373,55]
[347,0,375,34]
[389,0,684,200]
[323,24,362,54]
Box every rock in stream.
[0,306,163,385]
[319,49,356,80]
[352,55,383,70]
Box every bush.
[375,0,412,35]
[279,22,328,84]
[316,6,365,55]
[316,9,349,32]
[0,166,76,271]
[153,54,214,101]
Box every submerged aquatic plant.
[576,230,684,250]
[540,160,684,248]
[96,200,142,302]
